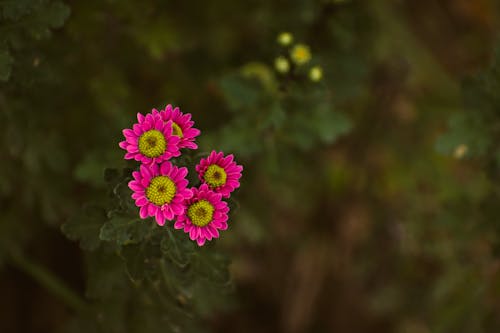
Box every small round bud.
[274,56,290,74]
[277,32,293,46]
[290,44,311,65]
[309,66,323,82]
[453,144,468,159]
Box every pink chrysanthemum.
[152,104,201,149]
[128,162,193,226]
[174,184,229,246]
[119,112,181,165]
[195,151,243,198]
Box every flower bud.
[277,32,293,46]
[274,56,290,74]
[309,66,323,82]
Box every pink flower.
[119,112,181,165]
[152,104,201,150]
[195,151,243,198]
[128,162,193,226]
[174,184,229,246]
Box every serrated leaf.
[161,229,195,268]
[61,205,106,251]
[120,243,160,282]
[314,108,352,144]
[99,215,152,245]
[287,104,352,148]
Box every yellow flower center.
[204,164,227,188]
[138,130,167,158]
[171,122,183,138]
[187,200,215,227]
[146,176,176,206]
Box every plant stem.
[9,252,87,312]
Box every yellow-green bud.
[277,32,293,46]
[274,56,290,74]
[309,66,323,82]
[453,144,468,159]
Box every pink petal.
[140,164,152,179]
[164,207,174,220]
[202,228,212,240]
[133,124,142,135]
[139,206,148,219]
[136,197,148,206]
[148,204,156,216]
[156,210,164,224]
[174,220,184,229]
[122,129,134,138]
[170,203,184,215]
[189,227,197,240]
[208,225,219,238]
[137,113,145,123]
[160,161,172,175]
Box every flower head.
[277,32,293,46]
[195,151,243,198]
[152,105,201,150]
[274,56,290,74]
[128,162,193,226]
[119,112,181,165]
[174,184,229,246]
[309,66,323,82]
[290,44,311,65]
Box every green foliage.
[436,50,500,159]
[0,0,69,81]
[3,0,500,332]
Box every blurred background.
[2,0,500,332]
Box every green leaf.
[435,112,490,157]
[37,1,70,29]
[260,102,285,130]
[313,107,352,144]
[161,228,195,268]
[85,247,128,299]
[0,50,13,81]
[219,74,261,110]
[99,215,152,245]
[287,104,352,149]
[1,0,36,21]
[61,204,106,251]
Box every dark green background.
[2,1,500,332]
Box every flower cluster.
[274,32,323,83]
[119,105,243,246]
